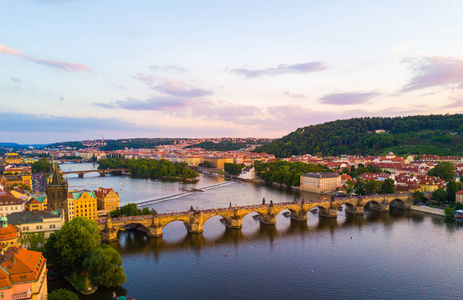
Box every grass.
[66,272,97,294]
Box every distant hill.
[0,142,49,149]
[253,114,463,157]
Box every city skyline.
[2,1,463,143]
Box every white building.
[239,167,256,180]
[0,192,26,217]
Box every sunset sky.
[2,0,463,144]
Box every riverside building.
[300,172,342,193]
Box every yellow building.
[4,153,24,165]
[0,217,21,255]
[95,187,120,212]
[27,196,47,211]
[181,156,202,166]
[300,172,342,194]
[203,157,234,170]
[68,190,97,221]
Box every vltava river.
[52,163,463,299]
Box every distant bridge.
[98,193,415,242]
[63,168,128,178]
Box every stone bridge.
[63,168,128,178]
[98,193,414,242]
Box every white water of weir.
[136,181,237,207]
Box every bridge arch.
[390,198,407,208]
[363,200,382,211]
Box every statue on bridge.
[151,208,158,215]
[189,205,195,213]
[270,200,273,207]
[262,197,266,205]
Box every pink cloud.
[401,56,463,92]
[319,92,379,105]
[132,73,213,97]
[0,43,90,72]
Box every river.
[51,163,463,299]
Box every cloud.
[400,56,463,93]
[0,43,90,72]
[283,91,307,99]
[150,65,186,72]
[0,112,139,133]
[319,92,379,105]
[97,96,197,112]
[230,62,328,78]
[10,77,21,83]
[132,73,213,98]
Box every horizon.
[2,1,463,144]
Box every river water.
[51,163,463,299]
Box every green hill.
[254,114,463,157]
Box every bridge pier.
[290,210,308,222]
[345,205,364,215]
[78,173,84,178]
[187,222,203,234]
[100,172,106,177]
[258,214,276,225]
[319,208,337,218]
[224,217,242,229]
[148,226,163,238]
[381,203,389,212]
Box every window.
[0,291,4,298]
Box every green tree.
[31,158,51,174]
[48,288,79,300]
[427,162,455,182]
[379,178,395,194]
[432,188,448,202]
[345,179,354,194]
[84,244,127,288]
[224,163,243,175]
[44,217,100,275]
[364,179,380,195]
[446,181,463,202]
[354,178,365,195]
[413,190,426,202]
[444,206,455,218]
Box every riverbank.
[410,205,445,216]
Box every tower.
[46,161,69,221]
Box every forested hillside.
[254,115,463,157]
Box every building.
[239,167,256,180]
[7,209,64,242]
[456,190,463,203]
[27,196,47,211]
[0,193,26,218]
[46,163,69,221]
[300,172,342,193]
[95,187,119,212]
[68,190,98,221]
[3,153,24,165]
[0,217,21,255]
[0,247,47,300]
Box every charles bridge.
[62,168,128,178]
[98,193,417,242]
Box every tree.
[345,180,354,194]
[432,188,447,202]
[224,163,243,175]
[427,162,455,182]
[354,178,365,195]
[364,179,380,195]
[446,181,463,202]
[444,207,455,218]
[413,190,426,202]
[31,158,51,174]
[84,244,127,288]
[48,288,79,300]
[379,178,395,194]
[44,217,100,274]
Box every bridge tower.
[46,161,69,221]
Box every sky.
[2,0,463,144]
